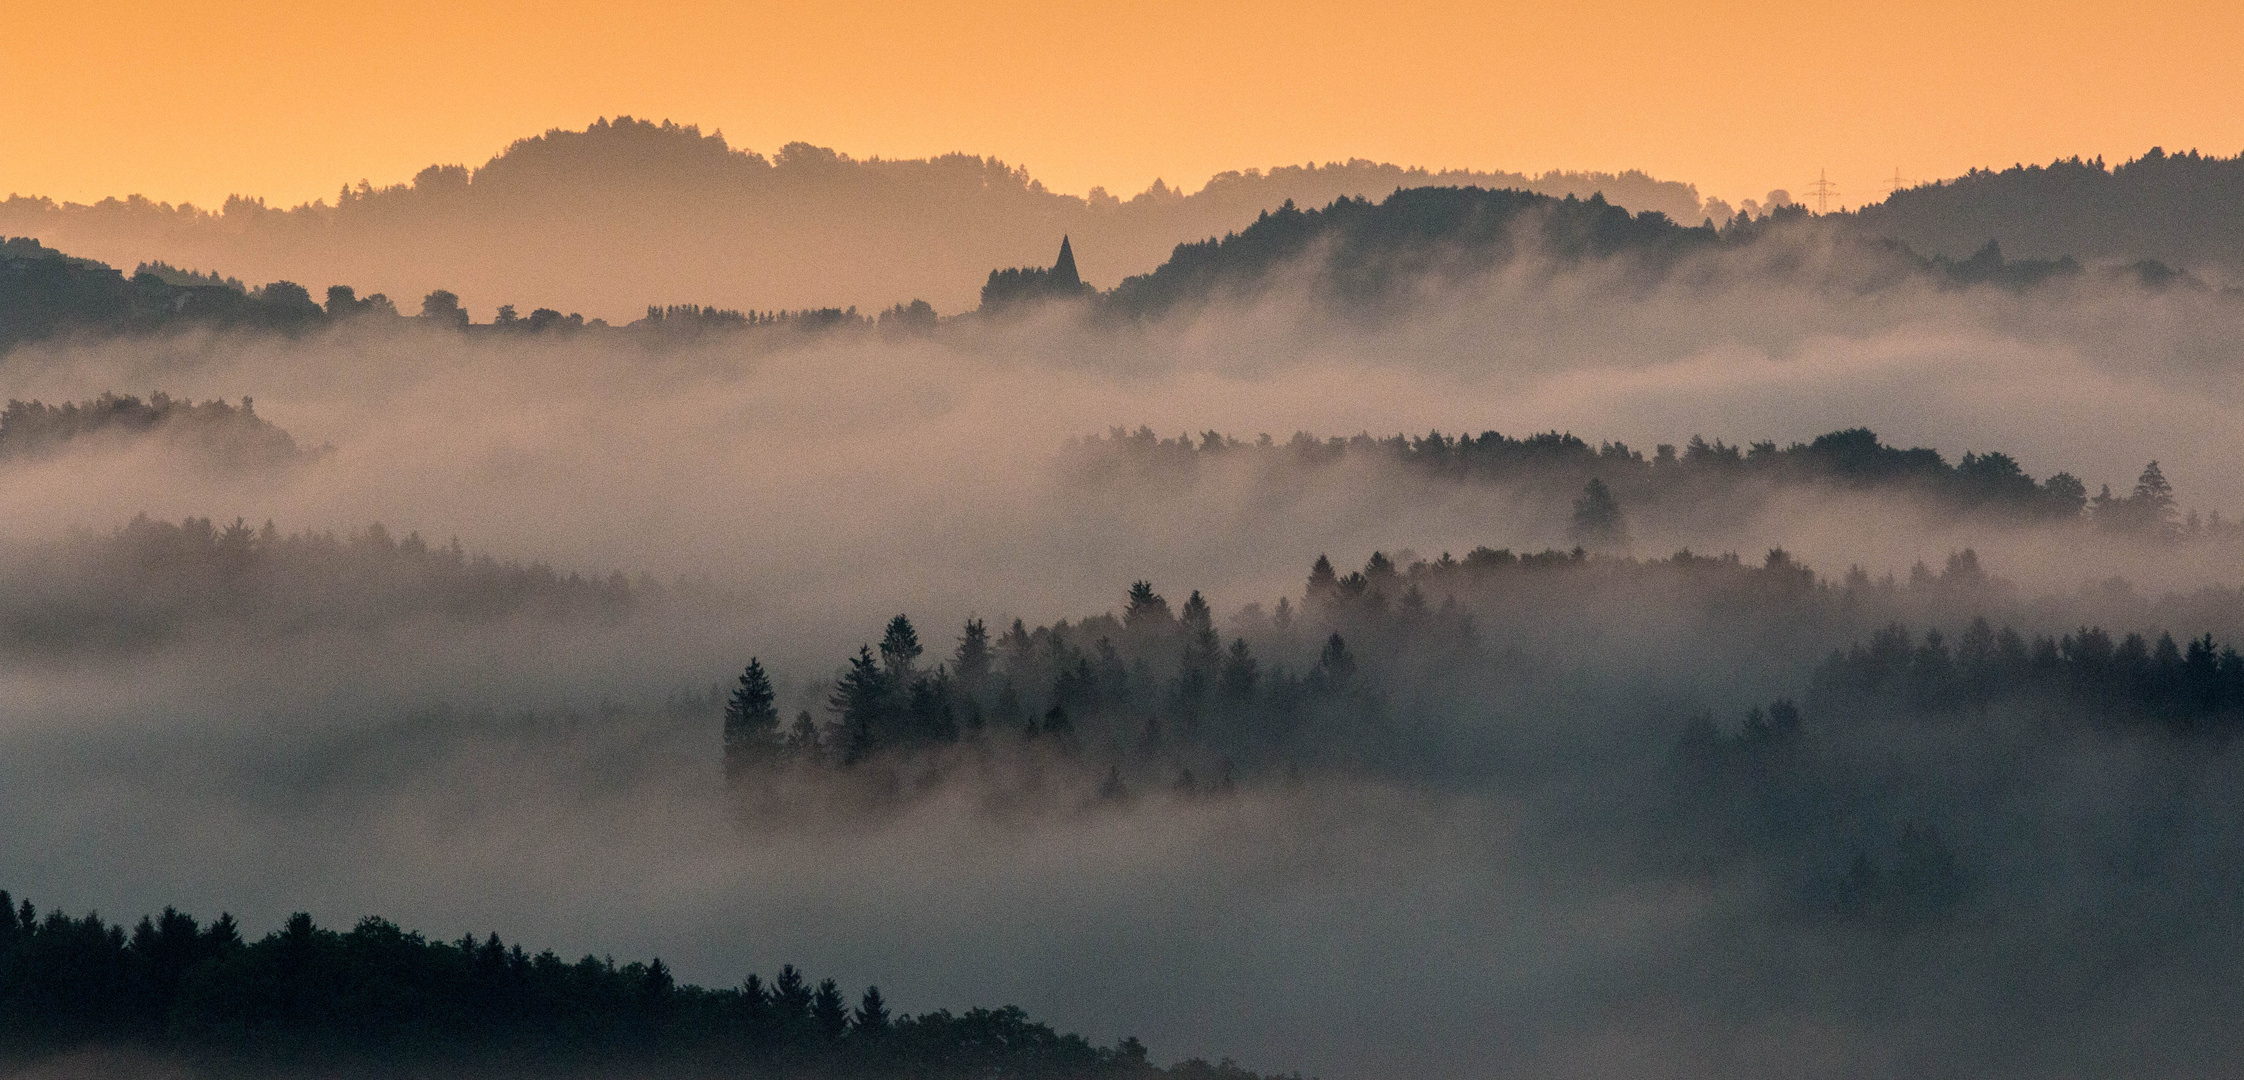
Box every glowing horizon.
[4,0,2240,214]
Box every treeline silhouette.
[1811,620,2244,730]
[1070,425,2232,540]
[722,543,1855,783]
[0,392,311,468]
[1,235,941,351]
[1851,148,2244,277]
[978,187,2143,320]
[13,179,2198,350]
[722,533,2244,794]
[1672,614,2244,924]
[0,515,641,651]
[0,115,1709,315]
[0,890,1287,1079]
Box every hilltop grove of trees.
[0,392,312,468]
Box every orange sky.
[4,0,2241,213]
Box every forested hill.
[1848,149,2244,278]
[1098,188,1725,316]
[0,116,1706,318]
[0,889,1290,1080]
[1014,187,2093,319]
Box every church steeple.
[1050,235,1082,290]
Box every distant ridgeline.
[979,186,2184,319]
[0,392,311,468]
[0,891,1285,1080]
[1069,426,2228,541]
[0,236,938,351]
[719,544,2244,789]
[0,115,1711,314]
[1849,149,2244,275]
[0,516,642,651]
[13,177,2214,350]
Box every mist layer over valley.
[4,189,2244,1078]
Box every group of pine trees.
[721,582,1387,783]
[720,538,2244,786]
[0,890,1283,1079]
[717,544,1830,781]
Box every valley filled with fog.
[5,176,2244,1079]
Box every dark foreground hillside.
[0,891,1294,1080]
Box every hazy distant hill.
[1849,149,2244,280]
[0,117,1707,320]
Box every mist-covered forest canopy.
[0,889,1288,1080]
[14,121,2244,1080]
[687,531,2244,1047]
[1849,148,2244,279]
[0,117,1709,319]
[14,181,2213,355]
[0,514,643,652]
[0,390,311,468]
[1054,187,2156,320]
[1067,426,2234,544]
[728,540,2244,788]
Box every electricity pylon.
[1807,168,1840,214]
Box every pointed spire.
[1050,235,1082,290]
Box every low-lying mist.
[4,235,2244,1078]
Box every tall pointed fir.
[723,658,781,779]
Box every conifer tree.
[953,618,992,695]
[1123,580,1173,629]
[853,985,892,1038]
[811,978,851,1040]
[1221,638,1260,700]
[785,710,823,760]
[1569,478,1628,546]
[1307,555,1339,609]
[1314,633,1357,689]
[773,964,814,1030]
[880,615,923,678]
[2129,460,2179,537]
[1177,591,1221,705]
[831,645,891,764]
[723,658,781,778]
